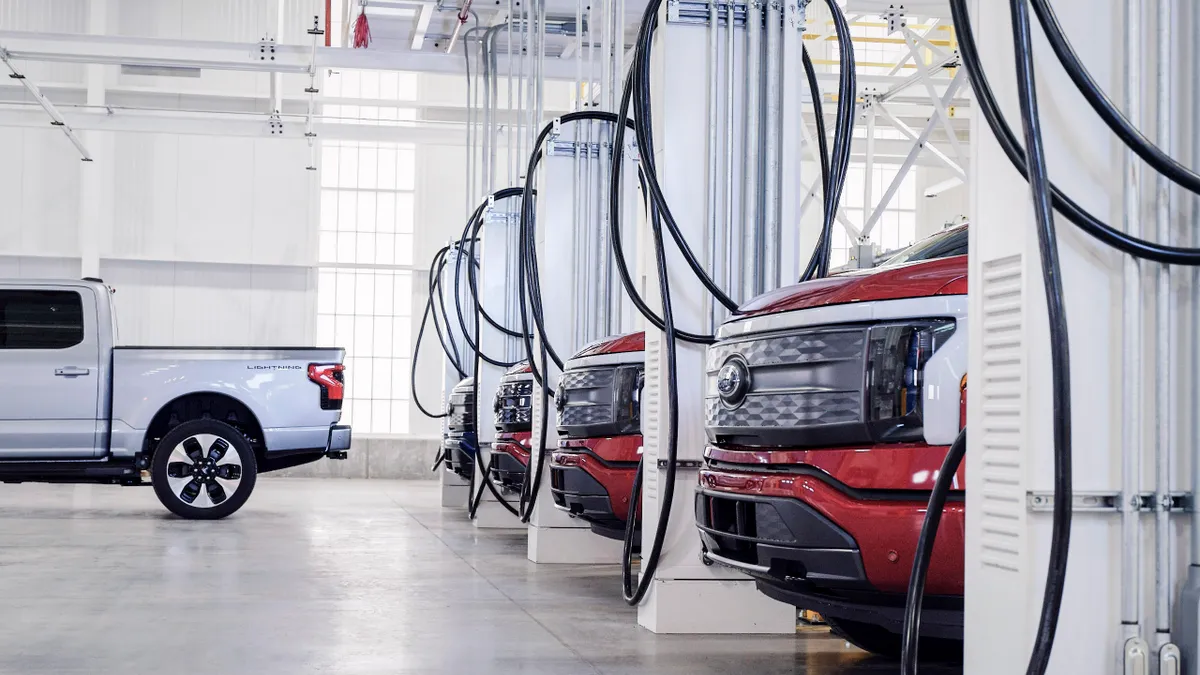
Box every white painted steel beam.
[410,4,435,50]
[842,0,953,20]
[862,69,964,236]
[880,51,957,101]
[902,29,966,166]
[885,19,941,76]
[0,48,91,160]
[876,101,967,179]
[0,104,465,143]
[0,30,972,84]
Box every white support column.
[473,206,523,529]
[634,3,795,635]
[78,0,111,279]
[441,463,472,507]
[526,125,626,563]
[440,246,473,509]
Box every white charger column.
[527,123,630,563]
[634,0,798,634]
[963,0,1194,672]
[439,245,473,508]
[473,204,524,528]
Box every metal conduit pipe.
[1153,0,1177,664]
[464,27,475,215]
[599,0,612,337]
[1192,0,1200,574]
[706,0,719,332]
[482,30,493,194]
[741,0,760,304]
[529,1,537,171]
[720,0,735,326]
[508,0,514,186]
[762,0,781,292]
[1120,0,1145,654]
[573,0,585,348]
[600,0,615,337]
[490,25,503,194]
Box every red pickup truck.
[489,361,533,492]
[548,332,645,541]
[694,225,968,659]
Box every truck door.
[0,285,102,458]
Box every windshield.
[879,226,968,268]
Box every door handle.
[54,367,91,377]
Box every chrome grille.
[494,374,534,431]
[705,391,862,428]
[557,367,616,429]
[706,328,866,369]
[559,402,615,427]
[705,326,868,447]
[559,368,615,391]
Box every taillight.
[308,363,345,410]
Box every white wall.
[0,126,318,345]
[0,0,319,347]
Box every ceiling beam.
[410,4,435,50]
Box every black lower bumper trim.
[694,489,962,640]
[550,465,622,526]
[488,452,527,490]
[443,436,476,479]
[756,580,963,640]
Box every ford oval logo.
[716,358,750,407]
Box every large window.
[317,69,420,435]
[829,163,918,267]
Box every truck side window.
[0,290,85,349]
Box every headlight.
[613,365,644,435]
[865,320,957,442]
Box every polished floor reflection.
[0,479,961,674]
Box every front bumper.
[695,451,964,640]
[549,436,641,540]
[442,433,477,479]
[325,425,351,459]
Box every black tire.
[826,617,963,663]
[151,419,258,520]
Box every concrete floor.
[0,479,961,675]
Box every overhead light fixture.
[120,64,201,78]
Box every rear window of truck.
[0,290,84,349]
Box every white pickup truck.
[0,279,351,519]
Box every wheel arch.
[143,392,266,463]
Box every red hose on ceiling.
[353,1,371,48]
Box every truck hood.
[738,255,968,318]
[572,330,645,357]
